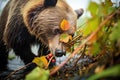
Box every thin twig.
[73,44,87,68]
[5,62,33,80]
[45,56,54,69]
[64,44,87,71]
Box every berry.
[48,53,53,58]
[52,59,56,63]
[46,55,50,60]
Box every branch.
[73,44,86,67]
[50,10,119,75]
[5,62,33,79]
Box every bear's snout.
[55,49,66,57]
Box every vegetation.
[1,0,120,80]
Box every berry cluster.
[46,53,56,63]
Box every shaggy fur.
[0,0,80,75]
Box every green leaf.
[100,0,114,16]
[90,42,100,56]
[109,21,120,41]
[83,17,99,36]
[105,0,113,7]
[88,2,99,16]
[87,64,120,80]
[60,33,72,43]
[107,7,115,14]
[26,67,50,80]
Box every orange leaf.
[60,19,70,31]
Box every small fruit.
[52,59,56,63]
[46,56,50,59]
[48,53,53,58]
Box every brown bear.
[0,0,83,74]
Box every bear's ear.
[75,8,84,19]
[44,0,57,7]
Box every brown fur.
[0,0,80,76]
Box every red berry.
[52,59,56,63]
[48,53,53,58]
[46,56,50,59]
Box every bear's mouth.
[49,46,66,57]
[48,38,67,57]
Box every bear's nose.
[55,49,66,57]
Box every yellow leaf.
[60,19,70,31]
[32,56,48,68]
[60,33,72,43]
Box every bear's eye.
[53,28,62,35]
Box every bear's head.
[22,0,83,57]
